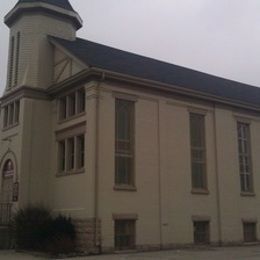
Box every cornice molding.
[1,86,49,105]
[5,2,82,29]
[1,68,259,114]
[52,67,260,113]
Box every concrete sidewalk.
[1,246,260,259]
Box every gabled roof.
[16,0,74,11]
[52,37,260,108]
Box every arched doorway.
[1,160,14,203]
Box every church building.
[0,0,260,253]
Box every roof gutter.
[91,67,260,113]
[47,67,260,113]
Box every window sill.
[56,169,85,177]
[191,189,209,195]
[243,241,259,246]
[114,185,137,192]
[58,112,85,124]
[114,249,137,254]
[241,192,255,197]
[3,123,19,131]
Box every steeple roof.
[16,0,74,11]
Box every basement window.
[115,219,136,251]
[193,221,210,244]
[243,222,257,242]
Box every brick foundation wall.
[72,218,101,254]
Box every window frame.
[114,98,135,189]
[57,133,85,176]
[2,99,20,130]
[189,112,208,193]
[243,222,257,243]
[193,221,210,245]
[58,87,85,122]
[14,32,21,86]
[114,219,136,251]
[237,122,254,194]
[8,36,15,89]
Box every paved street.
[1,246,260,259]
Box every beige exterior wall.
[0,73,260,252]
[1,1,260,253]
[84,81,260,249]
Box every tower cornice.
[4,1,82,29]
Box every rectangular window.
[68,93,76,117]
[3,100,20,129]
[8,103,14,126]
[58,140,66,172]
[3,107,8,128]
[59,97,67,120]
[8,37,15,88]
[14,32,20,86]
[115,220,135,250]
[57,134,85,175]
[67,137,75,171]
[14,100,20,124]
[190,113,207,190]
[115,99,135,186]
[77,135,85,169]
[77,88,85,114]
[243,222,257,242]
[193,221,210,244]
[58,88,85,121]
[237,123,253,192]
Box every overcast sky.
[0,0,260,94]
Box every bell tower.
[4,0,82,91]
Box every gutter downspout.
[93,73,105,252]
[213,104,222,245]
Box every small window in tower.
[14,100,20,124]
[2,99,20,129]
[8,103,14,126]
[3,107,8,128]
[14,32,21,86]
[8,37,15,88]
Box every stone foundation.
[72,218,101,254]
[0,226,13,249]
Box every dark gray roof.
[53,37,260,107]
[16,0,74,11]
